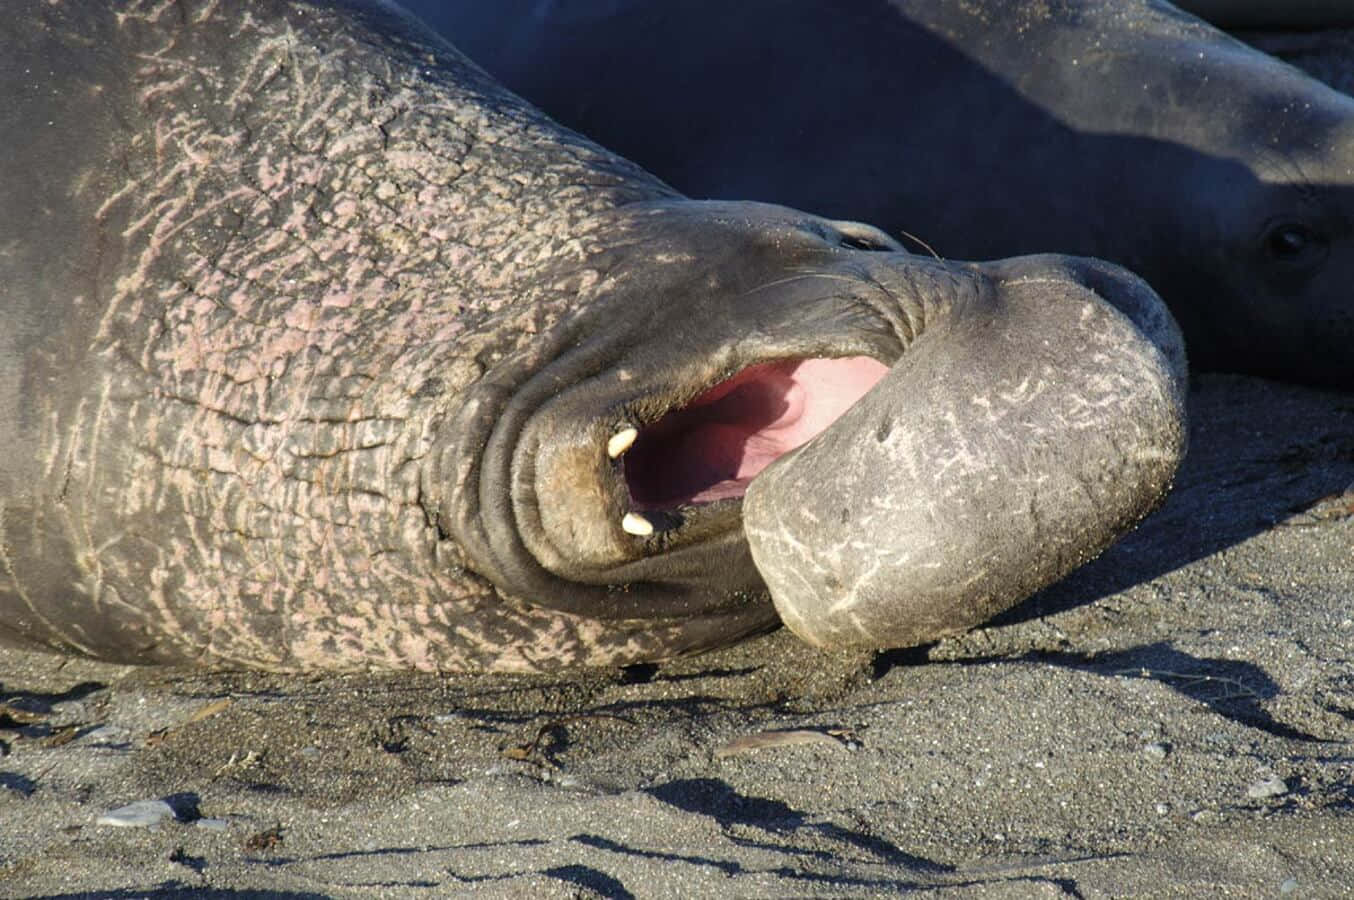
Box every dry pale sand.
[2,373,1351,898]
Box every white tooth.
[607,426,638,459]
[621,512,654,537]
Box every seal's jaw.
[511,337,902,606]
[500,254,1186,658]
[436,199,965,627]
[470,203,921,622]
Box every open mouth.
[612,355,891,530]
[462,225,919,621]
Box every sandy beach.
[1,373,1350,897]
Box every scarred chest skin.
[0,0,704,670]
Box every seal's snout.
[743,255,1188,650]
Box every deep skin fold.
[0,0,1186,671]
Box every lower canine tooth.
[621,512,654,536]
[607,426,638,459]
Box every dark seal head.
[0,0,1184,671]
[416,0,1354,390]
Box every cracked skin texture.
[0,0,716,671]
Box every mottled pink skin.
[0,0,756,671]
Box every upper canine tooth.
[607,426,638,459]
[621,512,654,537]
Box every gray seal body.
[0,1,1185,671]
[416,0,1354,390]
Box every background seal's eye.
[1261,221,1328,266]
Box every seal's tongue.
[741,263,1186,651]
[623,357,889,507]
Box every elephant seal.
[416,0,1354,390]
[0,0,1184,671]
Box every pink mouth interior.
[623,356,890,508]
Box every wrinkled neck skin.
[3,0,687,671]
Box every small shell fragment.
[714,728,857,759]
